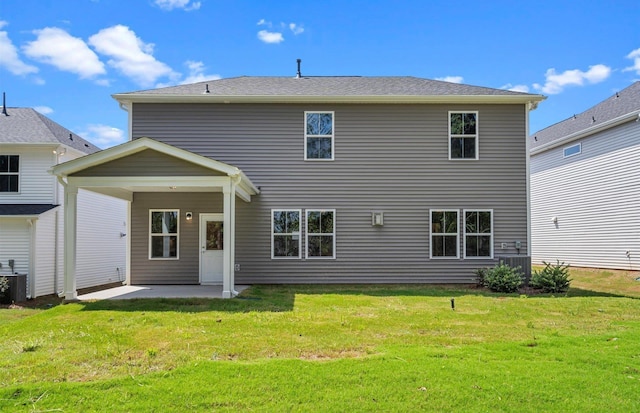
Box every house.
[0,105,127,298]
[530,81,640,270]
[51,73,545,299]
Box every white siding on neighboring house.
[76,189,127,289]
[0,219,30,276]
[33,211,57,297]
[0,145,57,203]
[531,121,640,270]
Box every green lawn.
[1,269,640,412]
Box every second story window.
[449,112,478,160]
[0,155,19,193]
[305,111,334,160]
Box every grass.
[1,268,640,412]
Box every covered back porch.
[50,138,259,300]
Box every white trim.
[113,93,546,106]
[305,209,336,259]
[0,154,20,193]
[148,209,180,260]
[448,111,479,160]
[429,209,460,259]
[304,111,335,161]
[271,209,302,259]
[562,142,582,158]
[462,209,494,259]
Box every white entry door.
[200,213,224,284]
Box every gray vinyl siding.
[531,120,640,270]
[130,192,223,284]
[130,103,529,283]
[72,149,224,177]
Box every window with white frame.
[149,210,179,259]
[306,209,335,258]
[464,210,493,258]
[563,143,581,158]
[430,210,459,258]
[0,155,19,192]
[449,112,478,160]
[272,209,301,258]
[305,111,334,160]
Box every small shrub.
[474,267,489,287]
[531,260,571,293]
[483,263,524,293]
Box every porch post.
[230,180,237,295]
[222,182,234,298]
[63,184,78,301]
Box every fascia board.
[113,93,546,106]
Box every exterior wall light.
[371,212,384,226]
[186,212,193,221]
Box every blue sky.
[1,0,639,148]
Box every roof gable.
[0,108,100,153]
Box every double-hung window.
[430,210,459,258]
[149,210,179,259]
[306,209,335,259]
[0,155,19,193]
[305,111,334,160]
[272,209,301,258]
[464,210,493,258]
[449,112,478,160]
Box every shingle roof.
[0,204,58,216]
[116,76,539,98]
[531,81,640,150]
[0,108,101,153]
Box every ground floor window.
[272,209,301,258]
[430,210,459,258]
[464,210,493,258]
[306,209,336,259]
[149,210,179,259]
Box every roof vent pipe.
[296,59,302,78]
[2,92,8,116]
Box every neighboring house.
[530,81,640,270]
[0,106,127,298]
[51,74,545,299]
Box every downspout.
[56,176,67,297]
[118,101,133,141]
[27,218,36,299]
[525,101,534,258]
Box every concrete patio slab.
[77,285,250,301]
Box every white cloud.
[257,19,268,26]
[23,27,105,79]
[89,25,176,87]
[257,30,284,44]
[0,23,39,76]
[533,64,611,94]
[80,124,126,148]
[155,60,221,87]
[436,76,464,84]
[180,60,221,84]
[501,83,530,93]
[289,23,304,35]
[154,0,201,11]
[624,47,640,75]
[33,106,53,114]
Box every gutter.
[112,93,546,106]
[531,109,640,155]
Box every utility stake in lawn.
[450,298,455,310]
